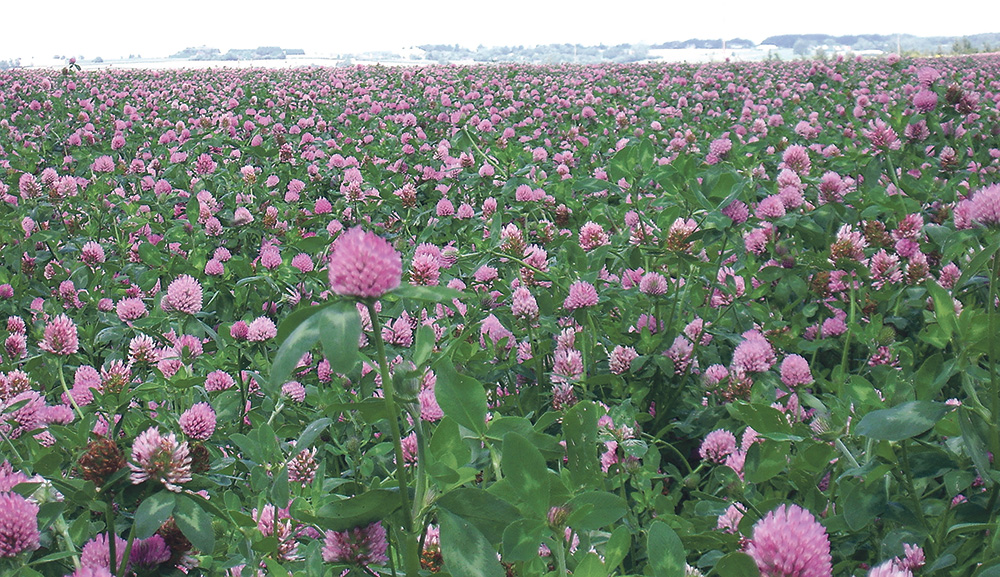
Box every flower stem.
[529,327,547,390]
[106,500,120,577]
[986,252,1000,462]
[834,438,860,470]
[884,153,908,215]
[54,514,81,570]
[462,126,508,179]
[840,277,857,375]
[237,350,249,434]
[551,534,569,576]
[57,357,86,422]
[899,440,938,558]
[366,301,422,576]
[266,400,285,427]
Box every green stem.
[366,301,422,577]
[664,276,680,338]
[0,429,23,464]
[486,249,549,280]
[653,296,662,338]
[713,234,730,287]
[552,533,569,576]
[899,441,931,533]
[884,154,908,215]
[57,357,86,422]
[986,484,1000,519]
[529,327,547,390]
[834,438,861,470]
[117,520,137,577]
[651,437,693,475]
[585,312,604,400]
[989,253,1000,457]
[682,462,708,485]
[54,515,81,570]
[462,126,508,179]
[840,278,857,375]
[238,348,249,434]
[106,500,120,577]
[266,400,285,427]
[490,449,503,482]
[411,417,429,536]
[579,312,591,396]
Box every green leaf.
[608,144,637,183]
[174,494,215,554]
[431,417,470,470]
[313,489,401,532]
[647,520,685,577]
[574,552,608,577]
[566,491,627,531]
[35,502,65,532]
[253,536,279,554]
[925,280,958,341]
[296,235,329,254]
[413,324,435,366]
[603,525,631,572]
[955,235,1000,292]
[855,401,950,441]
[959,407,993,485]
[316,300,362,375]
[503,432,550,516]
[392,284,464,303]
[270,312,322,388]
[712,552,760,577]
[137,242,163,266]
[434,359,487,436]
[502,519,548,562]
[726,402,791,435]
[27,550,79,565]
[842,479,887,531]
[744,441,789,483]
[437,487,521,544]
[263,558,291,577]
[295,417,333,450]
[324,398,389,421]
[574,178,615,194]
[274,298,328,347]
[486,416,535,441]
[135,491,176,539]
[564,401,602,490]
[270,466,290,509]
[926,554,956,572]
[440,509,506,577]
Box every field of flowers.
[1,53,1000,577]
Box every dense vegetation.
[1,54,999,577]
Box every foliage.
[0,54,999,577]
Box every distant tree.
[952,37,974,54]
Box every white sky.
[2,0,998,61]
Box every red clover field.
[1,54,1000,577]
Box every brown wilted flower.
[77,436,127,487]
